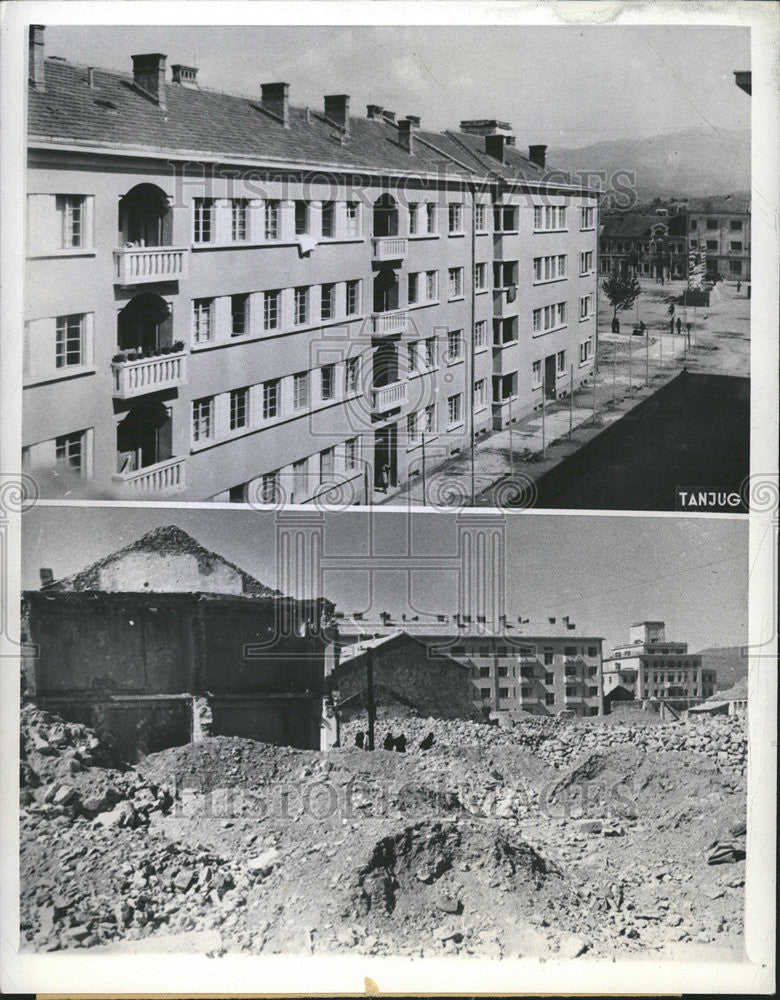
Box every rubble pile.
[20,706,747,958]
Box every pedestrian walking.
[355,731,365,749]
[676,317,682,336]
[736,280,741,294]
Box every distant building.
[328,630,473,724]
[602,620,717,712]
[335,612,604,717]
[686,195,751,282]
[599,213,687,281]
[689,676,748,718]
[22,526,333,756]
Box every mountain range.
[547,128,750,204]
[694,646,749,692]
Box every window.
[58,195,86,248]
[408,203,419,234]
[474,204,487,232]
[261,470,280,504]
[423,337,436,368]
[426,270,438,301]
[580,251,594,274]
[408,272,420,305]
[480,688,491,700]
[346,280,360,316]
[534,255,566,282]
[294,286,309,325]
[706,219,718,230]
[229,387,249,430]
[581,206,595,229]
[690,239,698,249]
[320,447,335,482]
[493,206,518,232]
[55,431,86,474]
[55,314,84,368]
[557,302,566,325]
[533,205,543,230]
[474,378,486,407]
[294,201,309,235]
[498,687,509,700]
[558,207,567,228]
[535,205,566,231]
[264,201,280,240]
[690,219,698,231]
[474,261,487,291]
[730,241,743,252]
[292,459,308,498]
[345,201,360,237]
[423,404,436,433]
[192,298,213,344]
[565,686,576,698]
[345,357,360,394]
[448,203,463,234]
[543,650,554,665]
[474,320,487,349]
[494,317,517,345]
[544,672,555,685]
[321,202,335,238]
[425,203,436,234]
[493,372,517,401]
[447,393,462,426]
[556,349,566,374]
[293,372,309,410]
[320,283,335,320]
[264,290,280,331]
[321,364,335,400]
[448,268,463,298]
[580,294,592,319]
[192,397,214,442]
[730,260,742,275]
[706,240,718,250]
[545,693,555,706]
[580,338,593,363]
[193,198,214,243]
[231,294,249,337]
[344,436,360,470]
[447,330,462,361]
[263,379,279,419]
[407,342,418,372]
[231,199,248,241]
[532,359,542,386]
[588,646,598,658]
[498,666,509,678]
[729,219,743,231]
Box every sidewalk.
[379,279,749,508]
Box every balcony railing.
[112,457,185,495]
[372,237,408,261]
[112,352,187,399]
[371,310,409,337]
[114,246,188,285]
[371,379,408,413]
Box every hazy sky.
[22,507,748,654]
[42,24,751,149]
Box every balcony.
[372,237,408,262]
[370,379,408,414]
[371,310,409,337]
[114,246,188,286]
[112,352,187,399]
[112,457,185,495]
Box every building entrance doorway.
[374,423,398,491]
[544,355,557,399]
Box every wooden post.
[508,391,514,474]
[645,326,650,386]
[591,343,597,424]
[366,647,375,751]
[420,432,427,506]
[541,375,546,457]
[569,364,574,439]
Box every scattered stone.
[247,848,279,876]
[560,934,589,958]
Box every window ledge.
[533,276,568,286]
[493,339,519,350]
[27,249,97,260]
[533,323,567,338]
[446,356,464,366]
[23,366,97,388]
[495,230,519,236]
[533,228,569,234]
[408,300,440,311]
[408,233,439,241]
[475,288,489,295]
[579,314,594,323]
[580,226,596,232]
[192,237,365,251]
[448,295,466,303]
[448,231,466,238]
[474,345,489,355]
[447,420,465,432]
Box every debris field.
[20,705,747,959]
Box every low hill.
[694,646,749,691]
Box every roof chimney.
[528,144,547,169]
[29,24,45,92]
[39,568,54,587]
[398,117,416,154]
[261,81,290,126]
[382,110,396,123]
[460,119,512,136]
[172,64,199,89]
[86,67,96,89]
[406,114,421,127]
[324,94,350,136]
[485,134,509,163]
[366,104,383,119]
[132,53,167,109]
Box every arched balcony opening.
[117,294,172,355]
[118,183,172,247]
[116,399,173,474]
[373,193,399,238]
[373,268,399,313]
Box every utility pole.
[508,391,514,474]
[591,344,598,425]
[628,331,633,393]
[645,324,650,386]
[420,433,427,506]
[365,646,375,751]
[541,375,546,457]
[569,363,574,439]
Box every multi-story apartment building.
[599,212,687,281]
[334,612,604,717]
[686,195,751,282]
[24,26,600,502]
[602,620,717,711]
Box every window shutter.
[24,316,56,381]
[27,194,59,255]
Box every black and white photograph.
[0,1,776,996]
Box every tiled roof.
[686,195,750,215]
[336,630,469,668]
[29,58,578,187]
[49,525,280,597]
[337,620,600,640]
[600,214,667,239]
